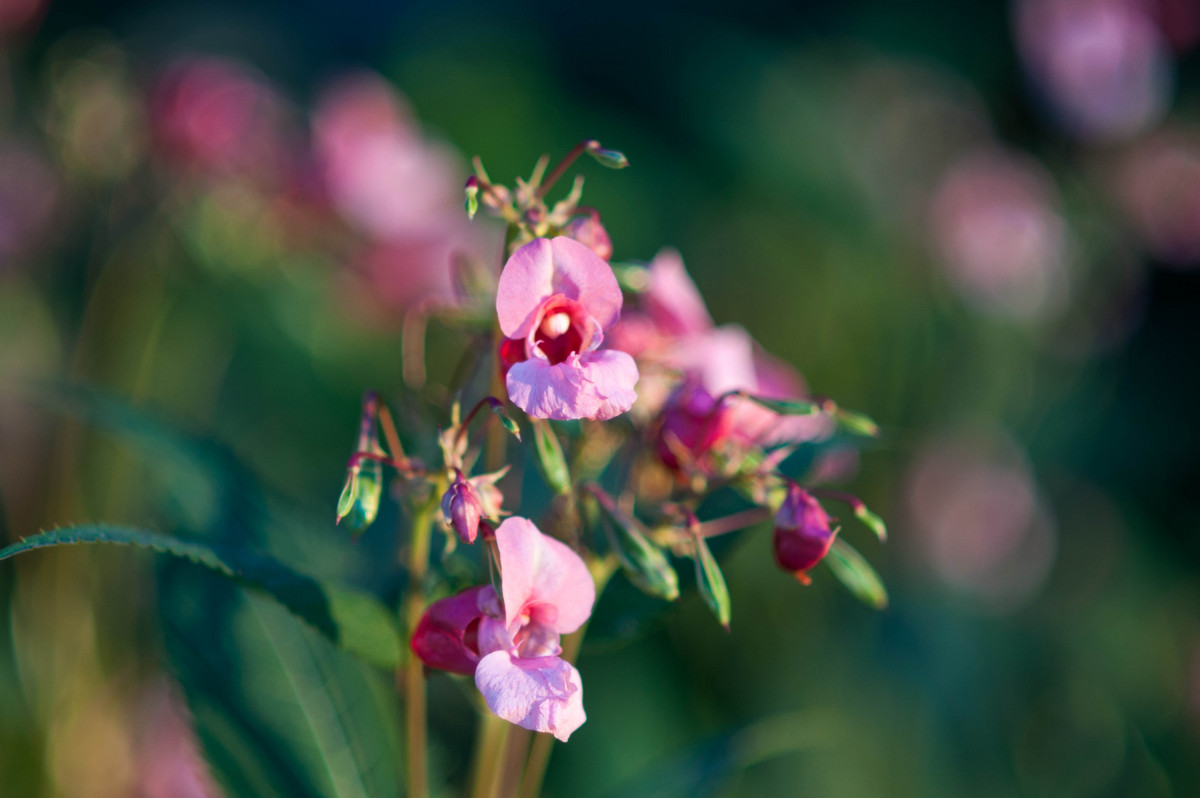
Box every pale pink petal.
[495,517,595,634]
[507,351,638,422]
[575,349,639,421]
[507,358,600,420]
[496,237,623,338]
[474,651,586,742]
[666,325,759,397]
[644,248,713,336]
[410,585,495,675]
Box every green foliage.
[825,538,888,610]
[532,419,572,494]
[0,526,403,669]
[692,537,731,630]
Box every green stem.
[516,556,617,798]
[403,495,437,798]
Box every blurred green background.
[2,0,1200,796]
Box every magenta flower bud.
[564,214,613,261]
[442,477,483,544]
[773,484,836,581]
[655,380,733,472]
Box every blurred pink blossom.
[611,248,829,471]
[313,72,491,308]
[929,149,1070,320]
[134,679,223,798]
[904,429,1057,609]
[1116,129,1200,266]
[313,73,464,240]
[152,56,287,180]
[497,236,638,421]
[0,141,60,265]
[411,517,595,741]
[0,0,45,37]
[1015,0,1172,141]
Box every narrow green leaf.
[532,419,571,494]
[595,509,679,601]
[693,537,732,630]
[825,538,888,610]
[854,503,888,542]
[833,407,880,438]
[742,394,820,416]
[0,525,403,668]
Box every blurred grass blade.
[161,560,402,798]
[532,419,571,494]
[741,394,819,416]
[0,525,403,668]
[825,538,888,609]
[693,537,731,630]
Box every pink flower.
[1014,0,1171,141]
[773,484,836,583]
[497,237,639,421]
[151,57,286,179]
[610,249,830,470]
[928,149,1069,319]
[563,214,613,261]
[411,517,596,741]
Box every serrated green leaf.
[693,537,731,630]
[825,538,888,609]
[0,525,403,668]
[532,419,571,494]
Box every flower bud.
[442,477,483,544]
[655,380,732,473]
[564,214,613,261]
[773,484,836,580]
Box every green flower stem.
[516,555,618,798]
[403,493,438,798]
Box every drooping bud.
[564,214,613,261]
[584,140,629,169]
[442,475,483,544]
[336,393,385,535]
[773,483,836,582]
[464,175,480,220]
[655,380,733,473]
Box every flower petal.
[497,237,623,339]
[644,247,713,337]
[506,357,599,421]
[410,585,495,675]
[474,651,586,742]
[575,349,639,421]
[495,517,595,635]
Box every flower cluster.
[336,140,888,749]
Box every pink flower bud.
[655,380,733,472]
[442,477,483,544]
[773,484,835,581]
[564,214,613,261]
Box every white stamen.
[541,312,571,337]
